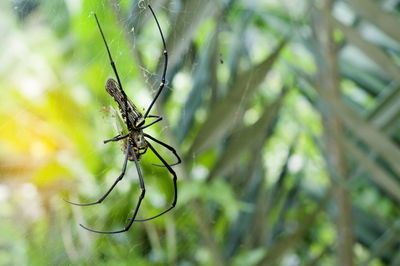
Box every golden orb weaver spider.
[64,5,180,234]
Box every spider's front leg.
[139,115,162,130]
[104,133,129,144]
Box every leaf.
[188,40,287,155]
[316,6,400,85]
[176,30,219,142]
[339,58,387,96]
[361,220,400,265]
[224,160,265,257]
[232,248,266,266]
[298,78,400,201]
[256,190,332,265]
[353,207,397,262]
[209,91,286,178]
[312,81,400,178]
[268,174,301,243]
[226,9,255,82]
[343,0,400,44]
[367,86,400,131]
[342,138,400,204]
[164,0,217,71]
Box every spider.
[64,5,181,234]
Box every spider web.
[82,0,194,251]
[0,0,282,263]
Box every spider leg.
[144,133,181,167]
[143,5,168,120]
[139,115,162,130]
[130,141,177,222]
[94,13,132,130]
[139,146,148,155]
[63,139,131,206]
[104,133,129,144]
[79,145,146,234]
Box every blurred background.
[1,0,400,265]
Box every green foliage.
[1,0,400,265]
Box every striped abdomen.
[105,78,144,128]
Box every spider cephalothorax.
[129,130,147,161]
[64,5,181,234]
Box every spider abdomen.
[105,78,144,129]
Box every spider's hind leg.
[129,141,177,222]
[79,144,146,234]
